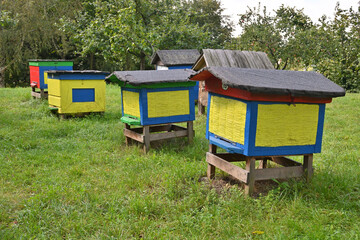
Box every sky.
[220,0,360,36]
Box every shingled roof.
[150,49,200,66]
[190,67,345,98]
[106,69,195,86]
[192,49,274,71]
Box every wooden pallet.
[206,144,313,196]
[31,88,48,99]
[124,121,194,153]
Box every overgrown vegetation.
[1,1,359,91]
[0,86,359,239]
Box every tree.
[233,4,313,70]
[0,0,82,87]
[63,0,217,70]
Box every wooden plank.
[149,129,188,141]
[271,156,302,167]
[206,152,248,183]
[171,125,187,131]
[245,157,256,196]
[187,121,194,143]
[149,125,172,133]
[254,166,303,181]
[124,128,143,143]
[303,154,313,182]
[143,126,150,153]
[259,159,268,169]
[213,153,249,162]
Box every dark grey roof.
[46,70,109,75]
[150,49,200,66]
[28,59,73,62]
[192,49,274,70]
[106,69,195,86]
[190,67,345,98]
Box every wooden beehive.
[47,70,108,114]
[151,49,201,103]
[107,69,196,126]
[190,67,346,156]
[29,59,73,90]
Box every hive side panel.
[147,90,190,118]
[255,103,319,147]
[29,66,40,88]
[208,95,247,145]
[58,80,105,113]
[122,90,141,118]
[47,78,61,97]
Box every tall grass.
[0,86,359,239]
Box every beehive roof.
[190,67,345,98]
[150,49,200,66]
[46,70,109,75]
[107,69,195,86]
[192,49,274,71]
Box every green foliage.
[0,87,359,238]
[230,3,360,91]
[62,0,215,70]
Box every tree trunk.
[139,52,146,70]
[0,68,5,88]
[89,53,94,69]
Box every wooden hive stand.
[124,121,194,153]
[31,87,48,99]
[206,144,314,196]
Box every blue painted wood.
[39,66,73,89]
[72,88,95,102]
[315,103,326,152]
[49,73,108,80]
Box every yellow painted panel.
[59,80,106,114]
[122,90,140,118]
[48,95,61,107]
[209,95,247,144]
[147,90,189,118]
[256,104,319,147]
[47,78,61,96]
[44,72,48,84]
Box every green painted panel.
[29,61,74,67]
[121,114,141,125]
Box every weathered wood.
[143,126,150,153]
[206,152,249,183]
[149,129,188,141]
[207,164,216,179]
[125,124,131,146]
[259,159,268,169]
[187,121,194,143]
[209,144,217,153]
[303,154,313,182]
[213,153,248,162]
[254,166,303,181]
[31,89,48,99]
[124,128,143,143]
[244,157,256,196]
[271,156,302,167]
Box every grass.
[0,85,359,239]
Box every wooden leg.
[187,121,193,143]
[143,125,150,153]
[198,104,205,115]
[207,144,217,180]
[209,144,217,153]
[125,124,130,146]
[259,159,267,169]
[245,157,256,196]
[40,89,45,98]
[303,154,313,182]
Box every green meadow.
[0,85,359,239]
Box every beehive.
[47,70,108,114]
[190,67,346,156]
[29,59,73,89]
[107,69,196,126]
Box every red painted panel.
[192,74,332,104]
[29,66,40,88]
